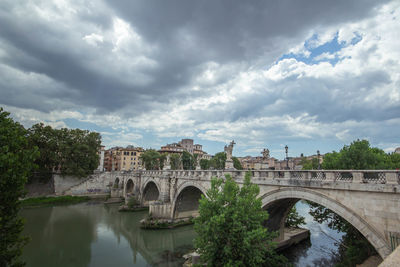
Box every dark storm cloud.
[0,0,389,117]
[107,0,386,62]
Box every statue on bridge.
[224,140,236,170]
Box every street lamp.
[317,150,321,170]
[285,145,289,169]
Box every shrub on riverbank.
[21,195,90,207]
[140,216,194,229]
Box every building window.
[134,152,136,156]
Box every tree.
[322,139,389,170]
[140,149,161,170]
[232,156,243,170]
[181,151,195,170]
[285,206,305,228]
[200,159,210,170]
[170,153,181,170]
[27,124,101,179]
[1,108,39,267]
[194,172,287,266]
[158,153,167,170]
[209,152,226,169]
[299,157,319,170]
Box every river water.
[21,201,344,267]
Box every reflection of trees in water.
[21,204,96,267]
[102,204,196,266]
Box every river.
[21,201,344,267]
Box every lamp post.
[285,145,289,169]
[317,150,321,170]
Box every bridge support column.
[149,202,173,219]
[159,177,171,203]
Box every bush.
[194,172,288,266]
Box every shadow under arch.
[260,187,391,258]
[125,179,134,194]
[171,181,208,220]
[114,177,120,188]
[142,180,160,204]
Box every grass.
[21,195,90,207]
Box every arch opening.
[113,178,120,189]
[261,189,390,259]
[174,186,204,220]
[143,181,159,204]
[126,179,134,194]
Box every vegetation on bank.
[1,108,39,267]
[27,123,101,182]
[140,216,194,229]
[118,196,148,212]
[21,196,90,207]
[194,172,288,266]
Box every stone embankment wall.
[25,179,55,197]
[54,172,115,196]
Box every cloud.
[0,0,399,156]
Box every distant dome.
[395,147,400,154]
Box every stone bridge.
[110,169,400,259]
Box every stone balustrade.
[140,169,399,184]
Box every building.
[159,143,184,154]
[159,138,209,158]
[395,147,400,154]
[103,146,144,171]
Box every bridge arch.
[142,179,160,204]
[125,178,134,194]
[114,177,120,188]
[260,187,391,258]
[172,181,207,220]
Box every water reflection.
[21,201,344,267]
[282,201,344,267]
[22,205,96,267]
[21,202,196,267]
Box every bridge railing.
[140,169,400,185]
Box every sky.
[1,0,399,159]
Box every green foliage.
[21,196,89,207]
[169,153,181,170]
[140,149,162,170]
[387,152,400,169]
[27,123,101,179]
[1,108,39,267]
[200,159,210,170]
[209,152,226,170]
[159,153,167,170]
[182,151,196,170]
[285,206,306,228]
[322,139,395,170]
[127,197,139,208]
[300,157,319,170]
[232,156,243,170]
[194,172,288,266]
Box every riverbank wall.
[53,172,115,196]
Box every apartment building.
[103,146,144,171]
